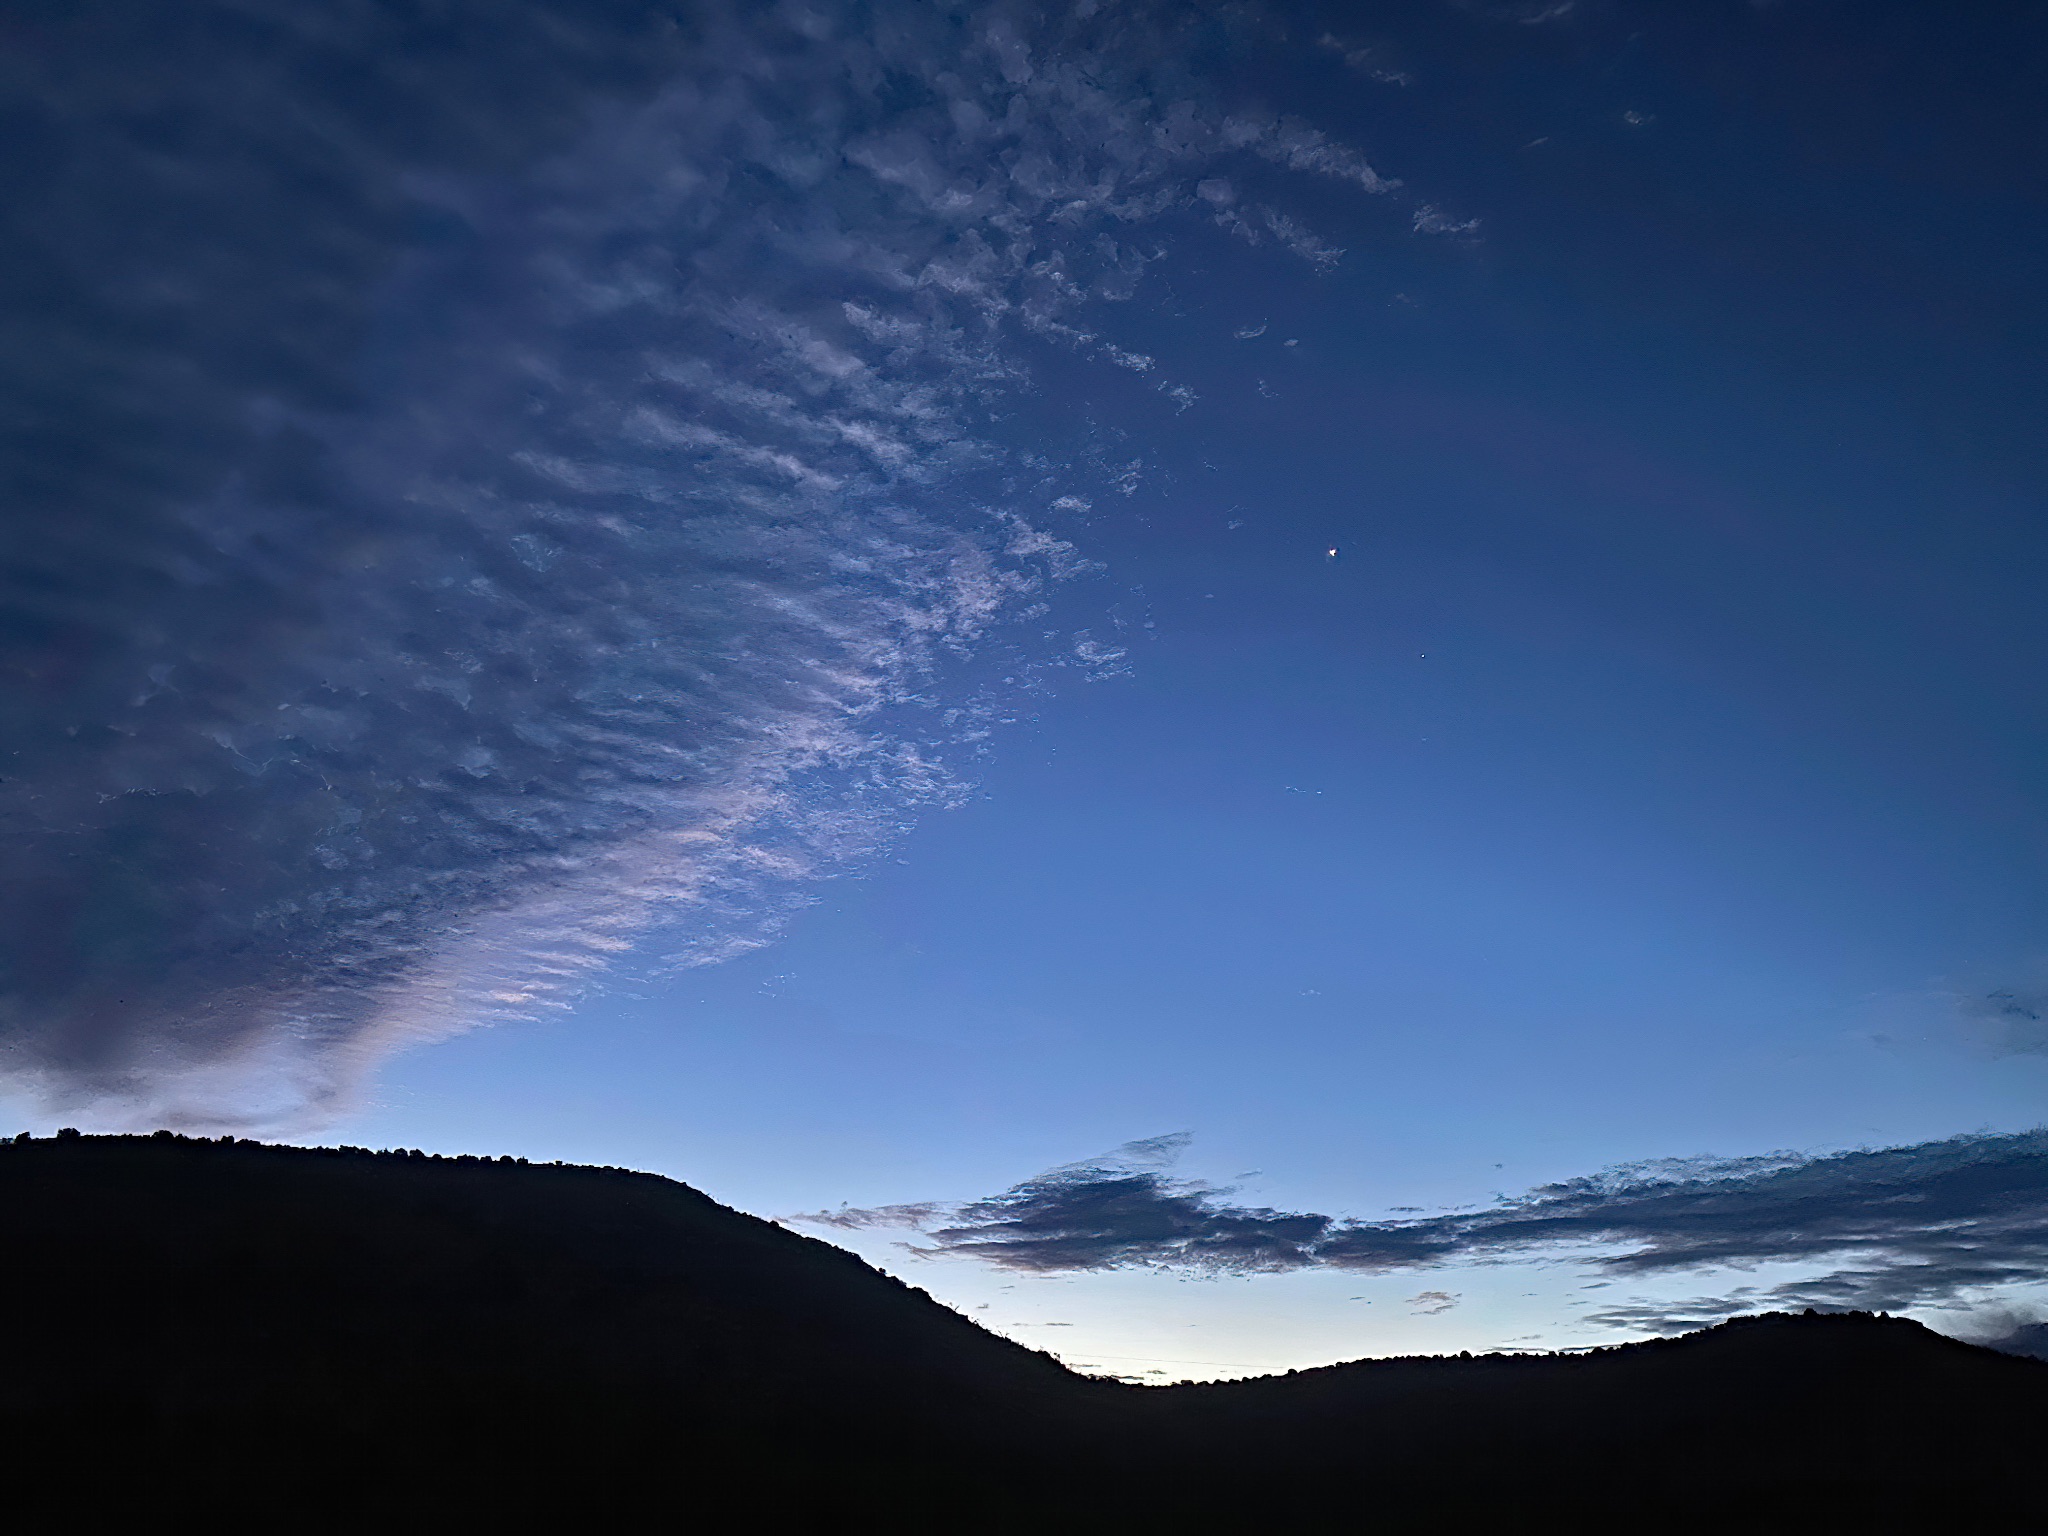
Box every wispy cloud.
[799,1129,2048,1325]
[1959,986,2048,1056]
[1,2,1399,1127]
[1315,33,1412,87]
[1413,204,1483,238]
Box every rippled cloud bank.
[2,1,1399,1125]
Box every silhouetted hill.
[4,1133,2045,1529]
[1135,1309,2048,1526]
[1981,1319,2048,1361]
[0,1130,1103,1523]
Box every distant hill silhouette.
[4,1133,2044,1529]
[1981,1319,2048,1361]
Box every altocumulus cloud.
[799,1129,2048,1328]
[1,1,1398,1125]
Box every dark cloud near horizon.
[808,1132,1340,1273]
[802,1129,2048,1324]
[0,1,1397,1124]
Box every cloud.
[1315,33,1412,87]
[1412,205,1483,237]
[1444,0,1580,23]
[1,1,1396,1126]
[800,1129,2048,1322]
[797,1133,1333,1274]
[1959,987,2048,1056]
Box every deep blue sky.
[346,0,2048,1368]
[10,0,2048,1374]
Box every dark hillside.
[0,1132,1105,1522]
[4,1134,2046,1529]
[1126,1310,2048,1526]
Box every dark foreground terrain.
[4,1133,2044,1529]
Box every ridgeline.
[4,1133,2042,1528]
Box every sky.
[9,0,2048,1379]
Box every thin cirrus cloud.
[1,1,1405,1128]
[1958,987,2048,1056]
[797,1128,2048,1329]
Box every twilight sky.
[9,0,2048,1377]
